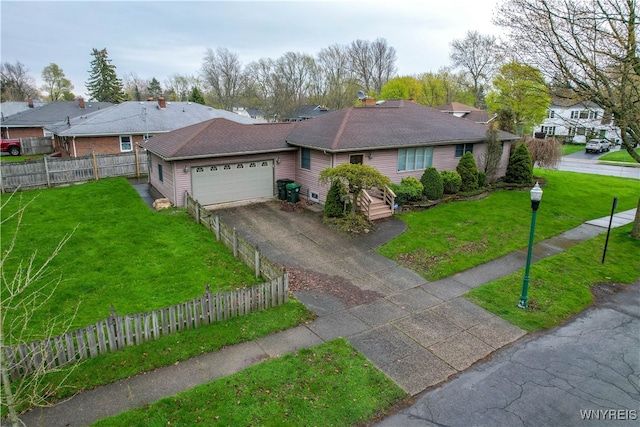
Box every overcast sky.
[1,0,504,100]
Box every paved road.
[376,282,640,427]
[552,148,640,179]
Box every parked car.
[0,138,21,156]
[585,139,611,153]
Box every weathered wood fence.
[0,150,148,192]
[185,192,285,281]
[20,137,54,155]
[3,193,289,381]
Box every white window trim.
[120,135,133,152]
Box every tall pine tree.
[86,48,125,103]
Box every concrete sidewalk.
[14,204,637,427]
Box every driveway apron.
[216,201,526,395]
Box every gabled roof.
[49,101,257,137]
[1,100,113,128]
[285,100,518,152]
[549,98,600,109]
[142,118,294,161]
[1,101,48,120]
[286,104,331,121]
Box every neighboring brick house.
[47,98,257,157]
[143,100,519,211]
[535,99,621,143]
[1,99,112,140]
[0,99,48,122]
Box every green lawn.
[0,154,45,162]
[378,169,640,280]
[93,339,407,427]
[562,144,586,156]
[599,147,640,164]
[466,224,640,331]
[1,178,264,338]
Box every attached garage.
[191,159,274,205]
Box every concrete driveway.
[215,200,526,396]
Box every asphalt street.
[375,282,640,427]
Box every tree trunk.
[631,197,640,239]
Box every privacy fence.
[0,150,148,192]
[19,137,54,155]
[3,193,289,381]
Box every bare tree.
[348,38,397,95]
[1,194,78,427]
[494,0,639,163]
[122,72,149,101]
[524,135,563,168]
[479,122,505,183]
[244,58,277,120]
[201,47,245,111]
[164,73,199,102]
[273,51,316,118]
[1,61,39,102]
[315,44,358,109]
[450,31,504,108]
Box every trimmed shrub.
[441,170,462,194]
[420,167,444,200]
[478,171,487,188]
[391,176,424,205]
[456,151,479,192]
[505,143,534,185]
[324,180,345,218]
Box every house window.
[579,110,589,119]
[350,154,364,164]
[158,164,163,182]
[599,129,606,138]
[547,110,555,118]
[455,143,473,157]
[570,110,579,119]
[576,127,586,135]
[568,127,576,136]
[589,111,599,119]
[397,147,433,171]
[301,147,311,170]
[120,135,132,152]
[542,126,556,135]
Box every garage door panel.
[192,160,274,205]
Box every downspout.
[72,136,77,158]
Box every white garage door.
[191,160,274,205]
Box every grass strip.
[599,147,640,164]
[465,225,640,331]
[93,338,407,427]
[7,301,314,413]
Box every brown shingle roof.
[286,100,517,152]
[142,118,294,160]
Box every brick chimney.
[78,98,85,109]
[362,98,377,107]
[158,97,166,109]
[28,98,34,108]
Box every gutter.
[150,147,298,162]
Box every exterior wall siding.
[295,149,333,202]
[149,154,176,205]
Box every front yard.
[378,168,640,280]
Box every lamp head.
[530,182,543,202]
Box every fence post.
[43,156,51,187]
[134,148,140,178]
[215,213,220,241]
[255,247,260,279]
[233,227,238,257]
[92,151,99,180]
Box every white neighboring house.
[536,99,621,144]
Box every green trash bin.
[286,183,302,203]
[276,179,294,200]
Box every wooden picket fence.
[3,279,288,381]
[0,150,148,192]
[3,193,289,381]
[185,192,285,281]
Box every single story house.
[143,100,519,214]
[47,98,257,157]
[1,99,113,140]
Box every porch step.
[364,198,393,220]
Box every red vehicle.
[1,138,21,156]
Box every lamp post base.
[518,299,527,309]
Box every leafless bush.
[525,136,563,168]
